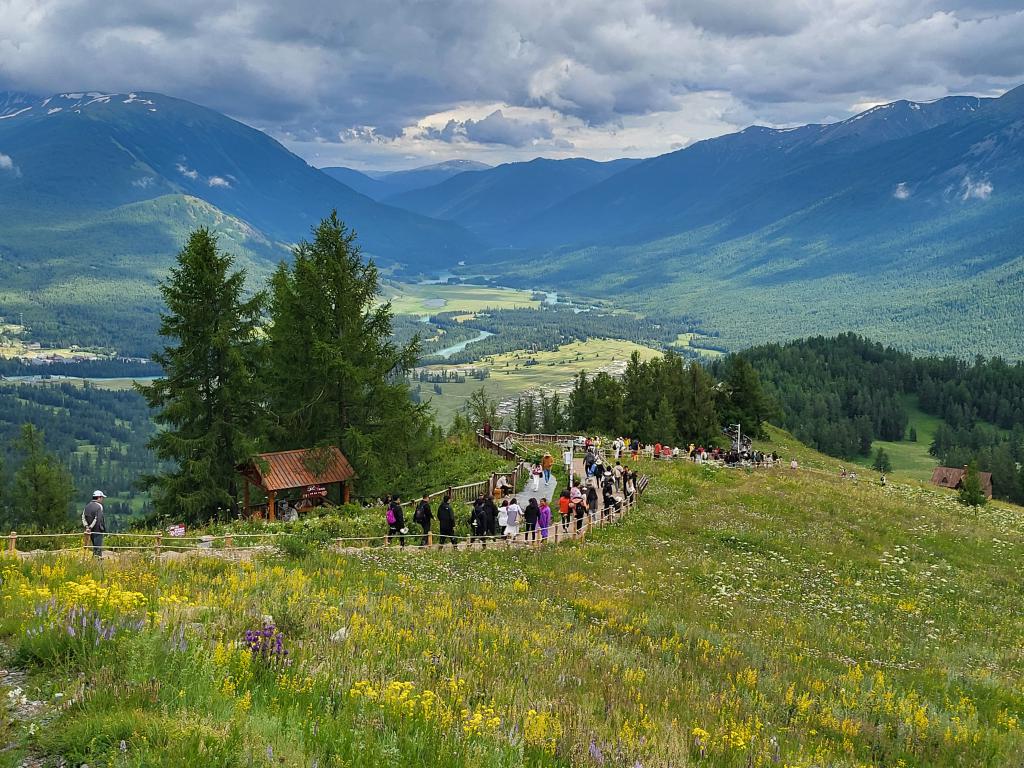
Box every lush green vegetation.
[561,351,770,446]
[2,430,1023,766]
[738,334,1024,502]
[0,382,162,529]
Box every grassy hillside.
[2,430,1022,766]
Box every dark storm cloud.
[1,1,1023,164]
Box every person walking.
[558,490,571,533]
[523,498,540,542]
[82,490,106,558]
[586,483,599,525]
[531,462,543,491]
[498,499,509,536]
[562,445,574,486]
[413,493,433,547]
[538,498,551,541]
[470,496,487,547]
[437,493,456,548]
[386,495,406,547]
[484,496,499,541]
[541,452,554,485]
[505,497,522,541]
[613,461,624,492]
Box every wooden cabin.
[931,466,993,499]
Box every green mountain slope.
[0,195,286,354]
[0,91,480,265]
[386,157,639,241]
[480,89,1024,358]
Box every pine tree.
[653,396,677,444]
[678,361,719,444]
[262,212,434,498]
[958,460,987,507]
[871,446,892,473]
[720,356,773,438]
[13,424,74,530]
[137,228,265,522]
[908,426,918,442]
[462,386,499,429]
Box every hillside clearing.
[2,430,1022,767]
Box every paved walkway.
[512,457,622,516]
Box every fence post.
[82,531,90,551]
[553,521,559,544]
[7,531,15,555]
[427,530,433,547]
[155,533,162,557]
[225,534,233,549]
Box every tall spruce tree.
[13,424,74,530]
[720,356,773,438]
[138,228,264,522]
[678,361,719,444]
[262,212,434,498]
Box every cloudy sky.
[2,1,1023,170]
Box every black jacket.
[438,500,455,531]
[390,502,405,528]
[524,501,540,524]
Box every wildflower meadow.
[1,431,1022,766]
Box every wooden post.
[268,490,276,523]
[343,481,351,504]
[553,521,559,544]
[225,534,233,549]
[427,530,433,547]
[8,531,15,555]
[155,534,162,556]
[83,531,90,551]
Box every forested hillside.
[740,334,1024,501]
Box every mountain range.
[1,86,1022,357]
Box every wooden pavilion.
[238,446,356,521]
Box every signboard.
[167,524,186,537]
[304,484,328,499]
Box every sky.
[2,1,1023,171]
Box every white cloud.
[1,1,1023,167]
[894,182,911,200]
[175,162,199,180]
[0,151,21,177]
[961,176,993,200]
[207,175,231,188]
[131,176,155,188]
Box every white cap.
[92,490,106,499]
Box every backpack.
[413,502,427,525]
[386,505,397,526]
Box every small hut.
[931,466,993,499]
[239,446,356,520]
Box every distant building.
[931,466,993,499]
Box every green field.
[382,282,540,316]
[3,428,1023,766]
[419,338,663,423]
[850,396,943,482]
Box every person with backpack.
[413,493,433,547]
[437,492,456,548]
[386,495,406,547]
[81,490,106,558]
[586,483,599,525]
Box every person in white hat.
[82,490,106,557]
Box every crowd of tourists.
[600,435,780,468]
[380,448,641,548]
